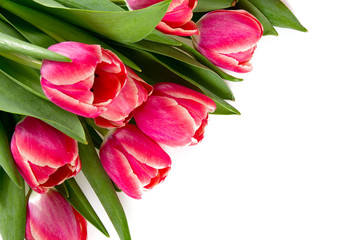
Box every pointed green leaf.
[63,178,110,237]
[144,30,182,46]
[119,46,234,100]
[0,120,23,188]
[0,56,46,100]
[0,32,71,61]
[236,0,278,36]
[248,0,307,32]
[0,1,141,71]
[194,0,236,12]
[0,71,87,143]
[0,168,26,240]
[55,182,69,198]
[17,0,171,43]
[79,124,131,240]
[0,17,26,40]
[1,11,57,48]
[54,0,123,11]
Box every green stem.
[0,52,42,69]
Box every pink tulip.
[133,83,216,147]
[94,67,153,128]
[192,10,263,73]
[41,41,127,118]
[126,0,198,36]
[26,189,87,240]
[10,117,81,194]
[99,124,171,199]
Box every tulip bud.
[133,83,216,147]
[126,0,198,36]
[10,117,81,194]
[192,10,263,73]
[94,67,153,128]
[41,41,127,118]
[99,124,171,199]
[26,189,87,240]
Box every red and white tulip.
[126,0,198,36]
[11,117,81,194]
[94,67,153,128]
[192,10,263,73]
[99,124,171,199]
[41,41,127,117]
[133,83,216,147]
[26,189,87,240]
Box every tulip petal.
[41,42,102,85]
[112,125,172,168]
[153,83,216,112]
[197,45,253,73]
[14,117,78,168]
[26,190,85,239]
[134,96,197,146]
[196,10,263,54]
[157,20,198,36]
[100,138,143,199]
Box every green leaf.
[0,11,57,48]
[195,0,236,12]
[0,167,26,240]
[54,0,123,11]
[0,71,87,143]
[79,124,131,240]
[119,45,234,100]
[16,0,171,43]
[0,119,23,188]
[0,56,46,99]
[0,17,26,40]
[0,1,141,71]
[151,53,234,100]
[118,48,240,115]
[235,0,278,36]
[248,0,307,32]
[0,32,71,61]
[144,30,182,46]
[55,182,69,198]
[63,178,110,237]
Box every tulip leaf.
[0,120,23,189]
[235,0,278,36]
[118,48,240,115]
[0,32,70,62]
[63,178,110,237]
[55,182,69,198]
[194,0,236,12]
[150,53,235,100]
[0,1,141,71]
[0,71,87,144]
[79,124,131,240]
[0,56,47,100]
[0,168,26,240]
[145,30,182,46]
[17,0,171,44]
[248,0,307,32]
[0,11,57,48]
[54,0,123,11]
[0,17,26,40]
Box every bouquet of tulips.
[0,0,306,239]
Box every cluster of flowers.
[5,0,264,239]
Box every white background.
[80,0,360,239]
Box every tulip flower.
[94,67,153,128]
[26,189,87,240]
[133,83,216,147]
[126,0,198,36]
[10,117,81,194]
[41,41,127,118]
[192,10,263,73]
[99,124,171,199]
